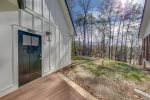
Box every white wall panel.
[25,0,33,10]
[43,22,50,73]
[0,11,18,96]
[22,11,33,29]
[64,36,70,66]
[59,31,63,67]
[49,0,55,23]
[50,24,56,70]
[50,0,71,68]
[55,28,60,67]
[54,0,60,27]
[43,0,50,20]
[144,19,150,38]
[0,0,72,96]
[34,16,42,32]
[34,0,42,15]
[69,37,72,64]
[55,0,69,34]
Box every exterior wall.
[142,35,150,68]
[143,19,150,38]
[139,0,150,38]
[142,16,150,67]
[0,11,19,96]
[141,21,150,67]
[140,0,150,67]
[0,0,72,97]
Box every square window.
[23,35,31,46]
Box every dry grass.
[72,56,148,82]
[61,56,150,100]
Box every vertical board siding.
[34,16,42,32]
[0,0,72,96]
[25,0,33,10]
[43,0,50,20]
[22,11,33,29]
[43,22,50,73]
[22,0,71,72]
[49,0,55,24]
[34,0,42,15]
[50,24,56,70]
[143,35,150,62]
[0,11,19,95]
[55,28,60,67]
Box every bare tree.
[67,0,144,65]
[67,0,76,55]
[77,0,94,56]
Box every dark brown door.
[18,30,42,86]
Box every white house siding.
[144,19,150,38]
[50,24,56,70]
[139,0,150,39]
[22,0,72,75]
[55,27,60,68]
[139,0,150,67]
[0,0,72,97]
[0,11,19,96]
[22,11,33,29]
[43,22,50,73]
[55,0,71,67]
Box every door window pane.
[32,36,39,46]
[23,35,31,46]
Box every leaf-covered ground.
[61,56,150,100]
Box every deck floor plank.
[0,73,85,100]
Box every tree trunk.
[129,39,133,64]
[111,11,119,60]
[124,20,131,62]
[120,20,125,61]
[90,19,93,56]
[83,16,86,56]
[115,20,121,60]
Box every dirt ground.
[61,59,150,100]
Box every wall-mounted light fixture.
[45,32,52,41]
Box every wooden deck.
[0,73,85,100]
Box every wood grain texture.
[0,73,85,100]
